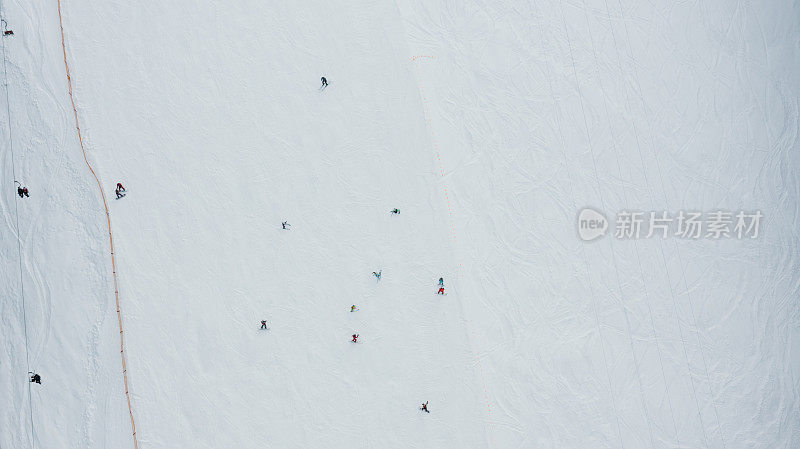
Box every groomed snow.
[1,1,798,448]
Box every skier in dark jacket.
[351,333,359,343]
[260,320,268,330]
[17,186,29,198]
[29,373,41,384]
[115,182,126,199]
[421,401,429,413]
[320,77,328,88]
[391,208,400,214]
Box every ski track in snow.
[412,53,496,449]
[0,0,798,448]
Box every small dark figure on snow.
[437,287,445,295]
[421,401,429,413]
[17,186,29,198]
[282,221,291,230]
[372,270,381,281]
[438,277,444,286]
[29,373,41,384]
[390,208,400,214]
[260,320,268,330]
[115,182,126,199]
[320,77,328,88]
[351,333,359,343]
[350,305,357,312]
[3,30,12,36]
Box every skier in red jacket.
[115,182,126,199]
[351,333,359,343]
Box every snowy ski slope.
[1,0,798,448]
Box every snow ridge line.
[0,0,37,446]
[55,3,139,449]
[411,55,493,449]
[530,7,625,447]
[557,1,657,446]
[610,2,727,447]
[578,0,680,444]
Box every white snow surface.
[1,0,799,448]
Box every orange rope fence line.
[412,56,458,244]
[56,2,139,448]
[411,56,494,448]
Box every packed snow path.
[1,1,798,448]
